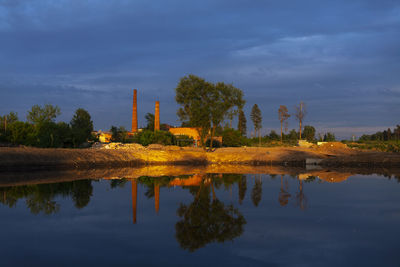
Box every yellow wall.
[169,127,200,141]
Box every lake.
[0,170,399,266]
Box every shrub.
[222,128,246,147]
[175,135,194,147]
[206,139,221,148]
[131,130,177,146]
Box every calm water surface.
[0,172,399,266]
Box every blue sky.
[1,0,399,138]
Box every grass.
[343,140,400,153]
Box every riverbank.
[1,164,399,187]
[1,144,400,172]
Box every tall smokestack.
[132,89,138,132]
[154,101,160,131]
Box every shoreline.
[1,145,400,172]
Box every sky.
[0,0,399,139]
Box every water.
[0,171,399,266]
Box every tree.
[221,128,245,147]
[175,75,244,150]
[237,109,247,136]
[145,113,155,131]
[176,75,213,149]
[288,129,298,140]
[70,108,93,147]
[250,104,262,146]
[110,126,128,142]
[294,101,307,139]
[7,121,35,145]
[27,104,61,125]
[394,125,400,141]
[323,132,336,141]
[208,82,244,150]
[303,125,315,142]
[0,112,18,132]
[278,105,290,143]
[269,130,280,141]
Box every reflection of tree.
[238,175,247,204]
[295,179,307,210]
[251,175,262,207]
[72,180,93,209]
[0,180,93,214]
[26,198,60,215]
[278,175,291,206]
[110,179,128,189]
[176,176,246,252]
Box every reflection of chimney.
[155,184,160,214]
[131,180,137,224]
[132,89,138,132]
[154,101,160,131]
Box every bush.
[131,130,177,146]
[175,135,194,147]
[222,128,247,147]
[153,131,176,145]
[206,139,221,148]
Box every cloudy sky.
[1,0,399,138]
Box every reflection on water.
[1,170,400,265]
[0,180,93,214]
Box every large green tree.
[209,82,244,149]
[250,104,262,145]
[70,108,93,147]
[27,104,61,125]
[176,75,213,148]
[175,75,244,150]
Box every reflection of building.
[298,172,351,183]
[169,174,206,187]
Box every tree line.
[174,75,337,148]
[0,104,94,148]
[359,125,400,141]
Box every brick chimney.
[154,100,160,131]
[132,89,138,132]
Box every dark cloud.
[0,0,399,138]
